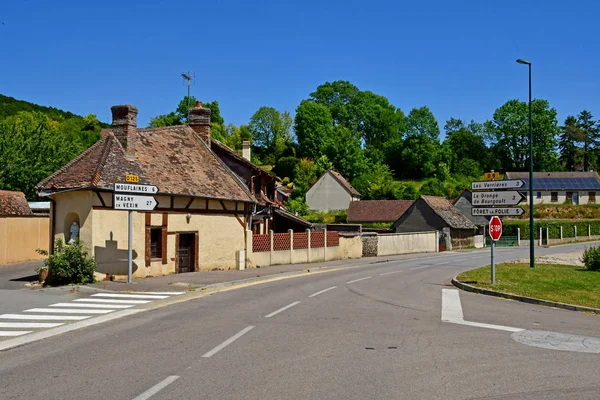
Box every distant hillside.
[0,94,82,121]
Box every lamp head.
[516,58,531,65]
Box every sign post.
[114,179,159,283]
[488,216,502,285]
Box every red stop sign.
[489,216,502,241]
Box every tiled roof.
[0,191,33,216]
[208,136,278,180]
[273,207,313,228]
[37,126,255,203]
[347,200,413,222]
[452,189,488,225]
[421,195,475,230]
[328,170,361,197]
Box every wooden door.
[177,234,195,273]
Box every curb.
[452,277,600,315]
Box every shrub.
[581,246,600,271]
[38,239,96,286]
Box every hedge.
[503,220,600,240]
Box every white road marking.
[92,293,169,299]
[380,270,404,276]
[49,303,133,309]
[201,326,255,358]
[74,298,151,304]
[264,301,301,318]
[308,286,337,298]
[410,265,434,270]
[0,314,90,321]
[0,331,33,337]
[0,322,64,329]
[132,375,180,400]
[441,289,523,332]
[435,261,450,265]
[346,276,372,284]
[131,292,184,296]
[0,309,142,351]
[25,308,115,314]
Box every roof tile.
[421,195,475,229]
[0,191,33,216]
[347,200,413,222]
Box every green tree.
[273,156,301,180]
[0,112,85,199]
[485,99,559,172]
[249,106,293,163]
[559,116,582,171]
[309,80,360,126]
[577,110,599,171]
[294,100,334,158]
[292,158,318,199]
[405,106,440,142]
[442,118,488,173]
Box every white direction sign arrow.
[472,191,525,206]
[114,194,158,211]
[471,179,525,190]
[114,183,159,194]
[471,207,525,217]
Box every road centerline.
[346,276,372,284]
[201,326,255,358]
[131,375,180,400]
[264,301,301,318]
[380,270,404,276]
[308,286,337,298]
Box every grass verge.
[457,263,600,309]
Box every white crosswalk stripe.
[1,291,183,342]
[25,308,116,314]
[0,331,33,337]
[49,303,133,309]
[73,298,151,304]
[0,314,90,321]
[0,322,64,329]
[92,293,170,299]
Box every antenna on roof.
[181,72,195,123]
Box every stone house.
[36,103,280,278]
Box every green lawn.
[457,263,600,309]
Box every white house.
[306,170,361,211]
[505,171,600,205]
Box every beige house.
[306,170,361,212]
[37,104,257,279]
[505,171,600,205]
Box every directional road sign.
[489,216,502,241]
[114,194,158,211]
[471,207,525,217]
[471,179,525,191]
[472,191,525,206]
[114,183,159,194]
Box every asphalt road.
[1,244,599,400]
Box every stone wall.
[362,233,378,257]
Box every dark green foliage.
[503,220,600,240]
[0,94,79,121]
[38,239,96,286]
[0,112,94,199]
[559,116,582,171]
[273,156,301,181]
[576,110,599,171]
[581,246,600,271]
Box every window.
[150,228,162,259]
[590,192,596,203]
[551,192,558,202]
[566,192,573,203]
[536,192,541,199]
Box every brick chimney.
[189,101,211,144]
[242,140,251,161]
[111,104,138,151]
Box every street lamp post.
[516,58,534,269]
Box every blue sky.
[1,0,599,136]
